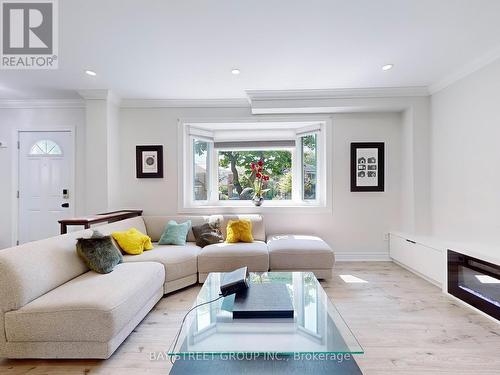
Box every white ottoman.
[267,235,334,279]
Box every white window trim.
[177,116,333,214]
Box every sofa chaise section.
[4,262,164,358]
[0,229,164,359]
[0,229,93,358]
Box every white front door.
[18,131,74,244]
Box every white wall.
[267,112,402,257]
[118,107,252,214]
[85,100,109,213]
[400,97,431,235]
[118,107,403,258]
[0,107,86,249]
[107,99,121,210]
[247,93,431,238]
[431,58,500,245]
[82,94,122,213]
[0,98,424,257]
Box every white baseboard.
[335,251,391,262]
[392,259,442,288]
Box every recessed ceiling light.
[85,70,97,76]
[231,68,240,75]
[382,64,394,71]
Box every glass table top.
[169,272,364,355]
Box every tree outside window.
[218,150,292,200]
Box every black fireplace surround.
[448,250,500,320]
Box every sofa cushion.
[122,243,201,282]
[4,262,164,343]
[142,216,209,242]
[158,220,192,246]
[192,222,223,248]
[76,231,123,274]
[211,215,265,242]
[225,219,253,243]
[112,228,153,255]
[267,235,335,270]
[198,241,269,273]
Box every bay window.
[301,134,317,200]
[193,139,210,201]
[182,119,328,209]
[217,148,293,201]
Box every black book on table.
[232,283,294,319]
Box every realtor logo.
[1,0,58,69]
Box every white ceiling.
[1,0,500,100]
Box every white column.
[79,89,121,214]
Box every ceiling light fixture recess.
[85,70,97,76]
[382,64,394,71]
[231,68,240,75]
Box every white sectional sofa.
[0,214,334,359]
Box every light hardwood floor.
[1,262,499,375]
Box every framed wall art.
[350,142,384,192]
[136,145,164,178]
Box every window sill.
[178,203,332,215]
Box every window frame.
[179,117,331,213]
[300,133,315,202]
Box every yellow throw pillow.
[112,228,153,255]
[225,219,253,243]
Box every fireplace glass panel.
[448,250,500,320]
[457,265,500,308]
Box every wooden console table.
[59,210,143,234]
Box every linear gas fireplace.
[448,250,500,320]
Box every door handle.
[61,203,69,208]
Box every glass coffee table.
[169,272,364,374]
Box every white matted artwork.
[356,148,378,186]
[142,151,158,174]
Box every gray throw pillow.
[192,222,223,248]
[76,230,123,274]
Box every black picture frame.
[136,145,163,178]
[350,142,385,192]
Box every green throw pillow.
[76,230,123,274]
[158,220,192,246]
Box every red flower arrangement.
[250,160,270,198]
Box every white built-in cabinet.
[389,232,446,287]
[390,233,500,321]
